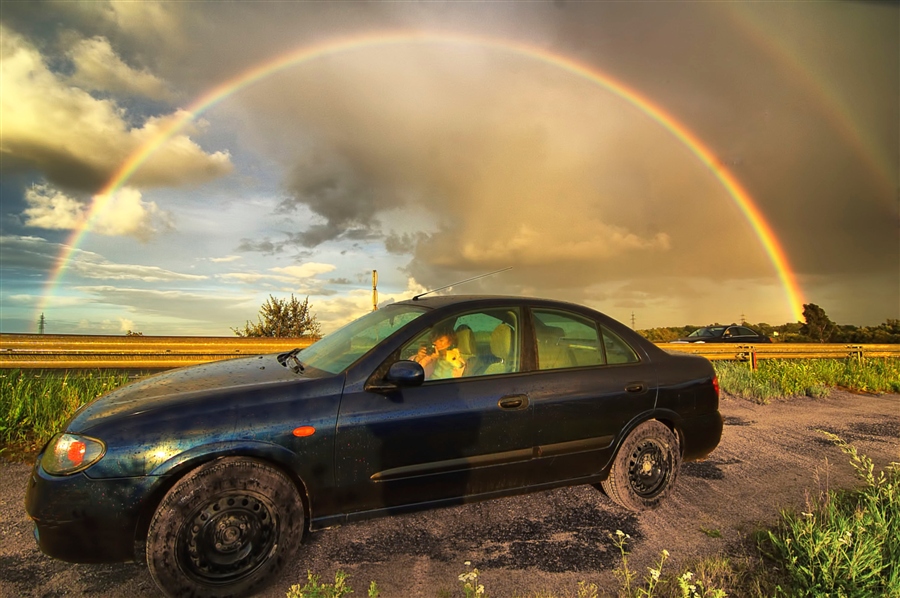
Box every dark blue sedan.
[26,295,723,597]
[673,325,772,344]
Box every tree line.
[638,303,900,344]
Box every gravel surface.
[1,390,898,598]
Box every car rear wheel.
[146,457,304,598]
[601,420,680,511]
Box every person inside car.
[413,325,466,379]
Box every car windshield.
[293,304,427,374]
[687,327,725,338]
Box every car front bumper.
[24,459,159,563]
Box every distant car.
[26,295,723,598]
[673,325,772,344]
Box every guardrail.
[658,342,900,368]
[1,334,898,370]
[0,334,315,369]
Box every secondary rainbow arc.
[39,31,806,322]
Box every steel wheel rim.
[627,439,669,498]
[177,492,278,584]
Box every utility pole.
[631,312,636,329]
[372,270,378,311]
[38,312,46,334]
[740,312,747,324]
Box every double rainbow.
[41,31,806,321]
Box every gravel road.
[2,390,898,598]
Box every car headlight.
[41,433,106,475]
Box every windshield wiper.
[277,348,305,373]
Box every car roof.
[392,294,586,310]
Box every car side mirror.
[366,361,425,393]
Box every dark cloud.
[236,237,283,255]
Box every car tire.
[146,457,304,598]
[601,420,680,511]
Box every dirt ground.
[1,390,898,598]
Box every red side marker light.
[293,426,316,437]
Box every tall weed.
[762,433,900,597]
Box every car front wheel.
[601,420,680,511]
[146,457,304,598]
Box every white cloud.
[218,263,337,286]
[23,184,174,240]
[7,294,84,307]
[219,272,268,284]
[270,263,337,279]
[68,36,172,100]
[21,185,87,230]
[313,278,426,333]
[0,25,232,191]
[209,255,243,263]
[118,317,135,333]
[0,234,206,282]
[71,261,207,282]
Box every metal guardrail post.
[847,345,864,362]
[735,345,757,369]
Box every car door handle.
[625,383,645,393]
[498,394,529,410]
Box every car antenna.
[412,267,512,301]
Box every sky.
[1,1,897,336]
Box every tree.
[800,303,836,343]
[233,294,322,338]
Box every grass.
[714,358,900,404]
[0,370,132,454]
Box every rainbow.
[40,31,806,321]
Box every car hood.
[68,353,312,432]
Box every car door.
[333,307,535,514]
[529,308,658,484]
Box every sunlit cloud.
[23,184,173,241]
[0,25,232,192]
[68,36,172,100]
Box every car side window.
[400,308,521,380]
[601,326,640,364]
[736,327,756,337]
[533,309,603,370]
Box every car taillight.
[712,375,720,398]
[41,433,105,475]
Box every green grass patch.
[714,358,900,404]
[0,370,133,451]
